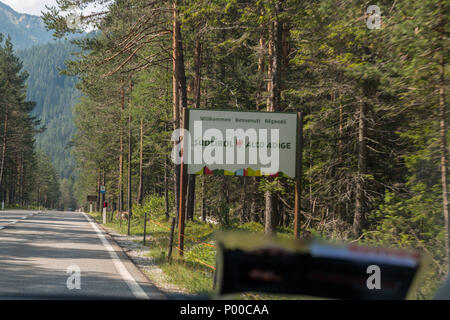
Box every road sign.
[176,108,304,257]
[100,186,106,194]
[183,109,299,178]
[87,195,97,202]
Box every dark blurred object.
[215,233,427,300]
[87,195,97,202]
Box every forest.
[17,42,80,180]
[40,0,448,298]
[0,35,60,209]
[17,42,81,210]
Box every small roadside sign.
[87,195,97,202]
[100,186,106,194]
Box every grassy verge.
[89,210,217,296]
[88,203,439,300]
[1,204,41,210]
[88,210,297,299]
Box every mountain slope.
[0,2,84,208]
[0,1,80,180]
[17,42,80,179]
[0,1,54,50]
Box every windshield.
[0,0,448,302]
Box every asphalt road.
[0,210,166,299]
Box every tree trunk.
[19,153,24,206]
[221,177,230,225]
[172,0,187,224]
[186,36,202,222]
[353,99,367,237]
[119,85,125,212]
[438,20,449,270]
[101,168,106,212]
[250,180,258,222]
[201,176,206,222]
[270,17,282,112]
[339,102,344,161]
[266,23,273,110]
[0,103,9,198]
[193,37,202,110]
[282,22,290,70]
[256,29,265,111]
[240,177,248,224]
[127,79,133,235]
[164,153,170,220]
[264,189,276,235]
[173,8,180,220]
[186,177,195,221]
[264,4,283,235]
[137,117,144,205]
[96,169,101,212]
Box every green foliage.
[258,178,284,194]
[33,151,61,208]
[133,194,166,220]
[45,0,449,298]
[0,34,39,206]
[233,221,265,233]
[16,41,80,179]
[185,244,216,268]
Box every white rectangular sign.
[183,109,298,178]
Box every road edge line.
[81,212,149,299]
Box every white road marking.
[0,212,36,231]
[0,220,18,229]
[81,212,149,299]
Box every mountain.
[16,42,79,179]
[0,1,55,50]
[0,1,80,179]
[0,2,81,182]
[0,2,90,208]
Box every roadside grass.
[88,210,297,299]
[89,210,217,296]
[1,203,41,211]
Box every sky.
[2,0,100,17]
[2,0,59,16]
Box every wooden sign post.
[178,108,189,257]
[87,195,97,214]
[294,112,303,239]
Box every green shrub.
[235,221,265,233]
[185,244,216,268]
[133,194,167,220]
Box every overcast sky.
[2,0,59,16]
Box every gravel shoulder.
[98,225,191,299]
